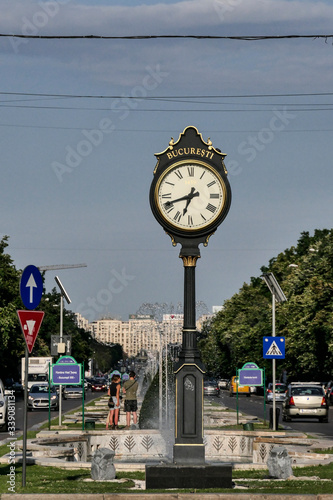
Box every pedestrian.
[123,371,139,429]
[106,374,121,429]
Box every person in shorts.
[106,374,121,429]
[122,371,138,429]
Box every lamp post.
[54,276,71,426]
[262,272,287,431]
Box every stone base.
[173,443,205,464]
[145,463,233,489]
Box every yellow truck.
[229,375,251,397]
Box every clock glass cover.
[155,161,226,231]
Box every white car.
[0,379,8,431]
[282,382,329,423]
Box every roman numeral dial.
[156,161,227,232]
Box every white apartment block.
[87,315,184,358]
[75,311,213,358]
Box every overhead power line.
[1,33,333,41]
[0,104,332,112]
[1,91,333,99]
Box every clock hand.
[165,195,190,207]
[183,188,200,215]
[165,188,199,209]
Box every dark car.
[325,381,333,404]
[28,384,59,411]
[91,378,107,392]
[204,380,220,397]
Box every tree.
[0,236,105,380]
[198,229,333,382]
[0,236,25,380]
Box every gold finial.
[207,137,213,150]
[169,137,174,150]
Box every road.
[0,389,104,442]
[208,389,333,438]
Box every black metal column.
[173,253,205,465]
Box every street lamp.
[261,273,287,431]
[54,276,71,426]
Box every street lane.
[210,389,333,438]
[0,390,104,442]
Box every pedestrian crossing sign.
[263,336,285,359]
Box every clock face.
[155,161,227,232]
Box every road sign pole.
[59,295,63,426]
[263,367,266,425]
[272,293,276,431]
[82,363,85,431]
[22,346,28,487]
[48,363,51,430]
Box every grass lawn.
[0,459,332,494]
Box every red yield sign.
[17,310,44,353]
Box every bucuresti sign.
[51,355,81,385]
[238,362,263,387]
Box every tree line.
[0,236,122,382]
[198,229,333,383]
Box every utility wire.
[0,104,332,112]
[1,91,333,99]
[1,33,333,41]
[0,123,331,133]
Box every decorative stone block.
[267,445,293,479]
[91,447,116,480]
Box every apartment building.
[87,314,184,358]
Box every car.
[0,379,8,431]
[229,376,250,397]
[63,385,85,400]
[84,378,91,391]
[282,382,329,423]
[91,378,107,392]
[325,380,333,404]
[203,380,220,397]
[217,379,229,390]
[266,382,287,403]
[27,383,59,411]
[4,379,24,397]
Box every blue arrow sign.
[263,336,285,359]
[20,265,43,310]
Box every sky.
[1,0,333,322]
